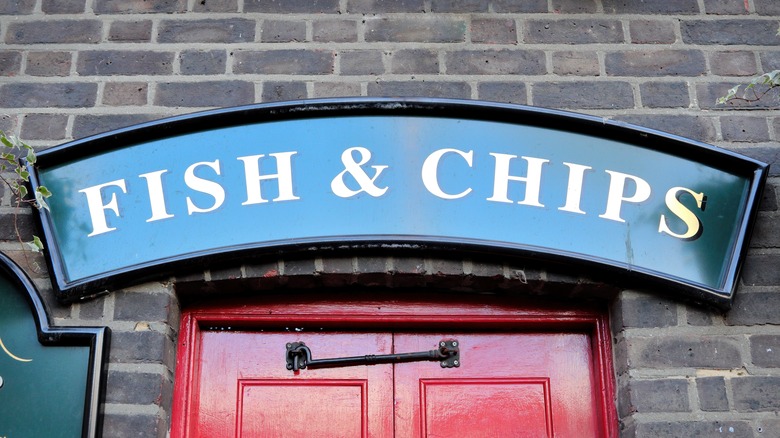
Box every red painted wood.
[171,295,617,437]
[394,333,599,437]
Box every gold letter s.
[658,187,706,241]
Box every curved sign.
[29,99,767,307]
[0,253,107,438]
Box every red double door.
[174,298,616,437]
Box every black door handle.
[286,339,460,371]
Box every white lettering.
[558,162,593,214]
[487,153,549,206]
[422,148,473,199]
[599,170,652,222]
[139,170,174,222]
[185,160,225,215]
[238,152,300,205]
[78,179,127,236]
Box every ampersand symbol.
[331,147,389,198]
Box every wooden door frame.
[171,293,618,437]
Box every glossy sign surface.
[30,99,766,305]
[0,253,107,438]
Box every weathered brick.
[533,81,634,109]
[193,0,237,12]
[368,81,470,99]
[78,297,106,319]
[704,0,749,15]
[606,50,706,76]
[710,51,758,77]
[431,0,486,12]
[106,370,170,405]
[42,0,85,13]
[758,183,777,211]
[525,19,623,44]
[0,83,97,108]
[686,305,715,326]
[6,20,102,44]
[158,18,255,43]
[603,0,699,14]
[478,82,527,105]
[613,115,716,142]
[552,0,596,13]
[366,17,466,43]
[552,51,599,76]
[0,0,35,14]
[209,265,242,281]
[156,81,254,107]
[261,20,306,43]
[760,52,780,71]
[738,147,780,177]
[635,421,754,438]
[682,20,780,45]
[630,379,689,412]
[78,51,173,76]
[246,0,339,13]
[471,18,517,45]
[446,50,545,75]
[720,116,770,142]
[613,295,678,329]
[180,50,226,75]
[261,81,307,102]
[108,20,153,42]
[21,114,68,140]
[0,211,35,240]
[347,0,423,13]
[340,50,384,76]
[740,255,780,288]
[639,82,690,108]
[629,20,676,44]
[697,376,729,411]
[727,291,780,325]
[390,49,439,74]
[102,414,163,438]
[0,51,22,76]
[113,290,173,322]
[313,20,358,43]
[312,82,361,98]
[25,51,71,76]
[492,0,547,13]
[732,376,780,412]
[627,335,742,368]
[750,335,780,367]
[94,0,184,14]
[234,50,334,75]
[103,82,147,106]
[109,330,169,363]
[755,0,780,15]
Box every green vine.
[0,130,51,252]
[718,24,780,105]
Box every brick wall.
[1,1,779,437]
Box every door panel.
[393,333,599,438]
[194,331,600,437]
[195,332,394,437]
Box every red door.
[173,297,616,437]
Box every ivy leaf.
[35,186,51,211]
[25,236,44,253]
[14,167,30,182]
[26,148,36,165]
[717,85,741,104]
[18,185,28,199]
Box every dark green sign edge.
[0,252,109,438]
[26,98,768,308]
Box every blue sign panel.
[29,99,767,307]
